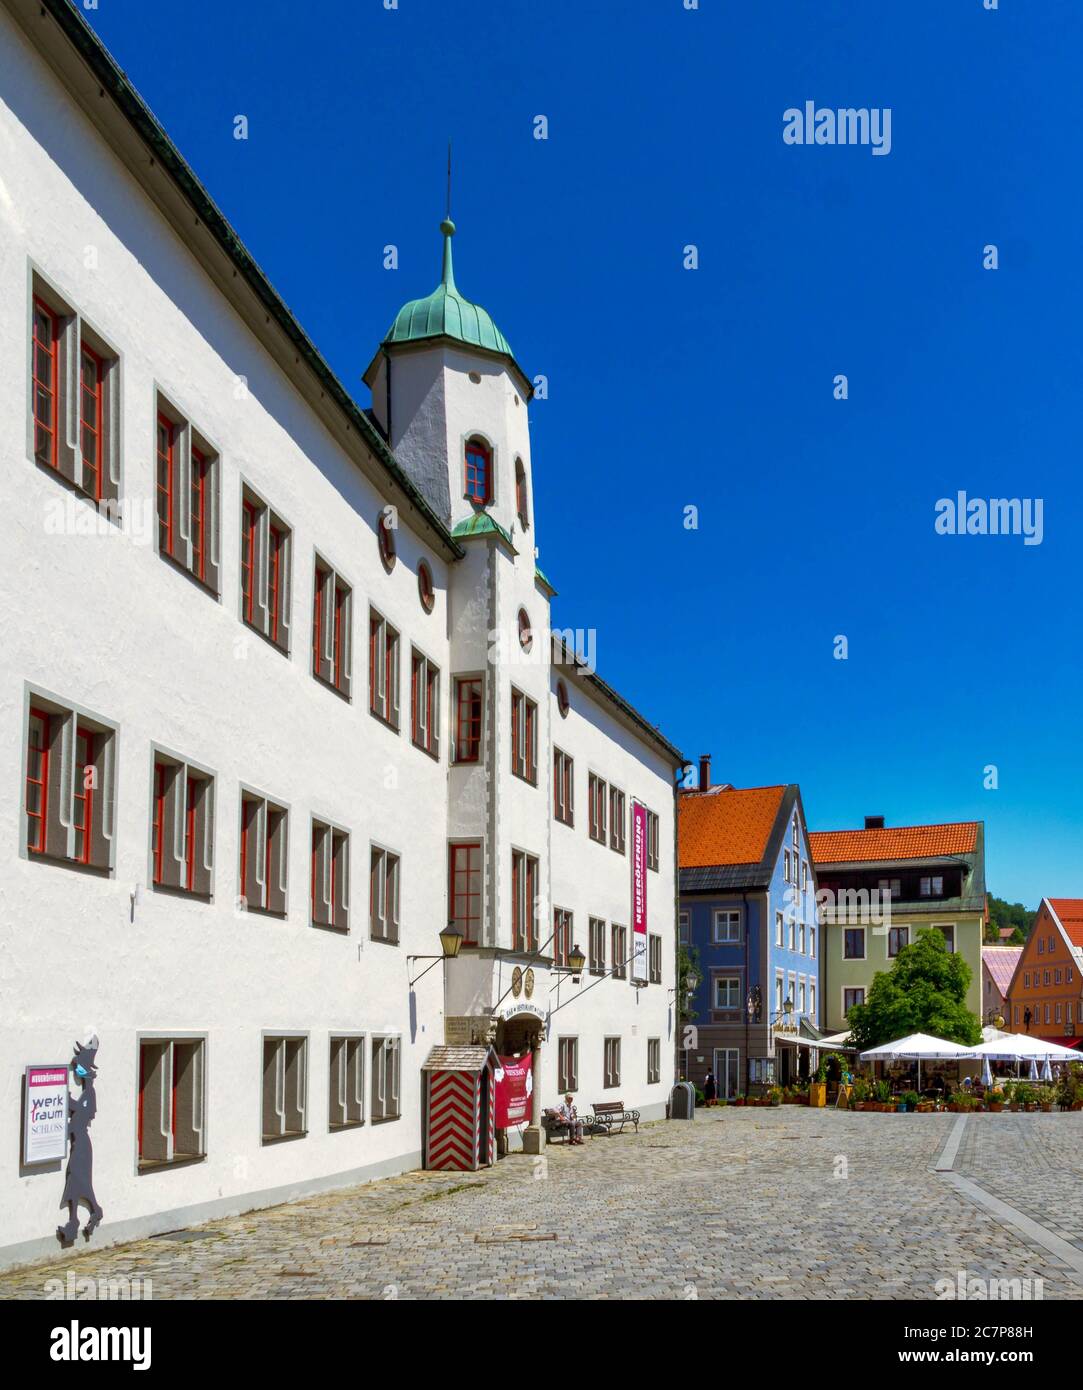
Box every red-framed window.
[410,652,439,756]
[72,727,95,865]
[241,502,258,624]
[156,414,175,556]
[515,459,528,529]
[32,297,59,470]
[152,761,168,885]
[511,689,537,783]
[464,438,491,505]
[512,850,538,952]
[268,526,284,644]
[79,343,104,501]
[454,677,482,762]
[190,446,208,582]
[25,708,50,854]
[553,747,574,826]
[239,796,257,904]
[449,842,482,945]
[312,565,327,676]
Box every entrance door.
[713,1048,740,1099]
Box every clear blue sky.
[81,0,1082,908]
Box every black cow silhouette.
[57,1036,102,1246]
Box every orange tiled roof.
[1050,899,1083,948]
[679,785,785,868]
[808,821,979,865]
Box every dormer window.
[464,437,492,506]
[515,458,528,529]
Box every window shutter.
[430,670,440,759]
[329,1039,346,1127]
[316,571,333,685]
[253,508,271,635]
[156,762,185,889]
[173,1041,203,1156]
[190,775,214,897]
[277,531,292,654]
[88,727,115,869]
[244,799,265,908]
[333,831,350,932]
[312,825,332,926]
[339,589,353,699]
[100,355,120,503]
[204,456,221,597]
[284,1039,305,1133]
[174,421,191,566]
[388,631,399,726]
[262,1040,283,1138]
[266,809,288,916]
[44,708,75,860]
[141,1041,172,1163]
[389,1039,401,1116]
[57,314,80,485]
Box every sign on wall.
[23,1064,69,1164]
[631,800,648,983]
[494,1054,531,1127]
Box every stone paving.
[3,1108,1083,1299]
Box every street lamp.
[408,922,465,987]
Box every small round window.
[557,679,569,718]
[418,560,435,614]
[518,607,533,652]
[378,508,396,572]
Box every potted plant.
[874,1079,891,1112]
[900,1090,919,1113]
[987,1086,1004,1113]
[768,1086,782,1107]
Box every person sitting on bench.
[557,1094,584,1144]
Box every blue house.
[678,757,821,1098]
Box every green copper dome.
[384,220,515,360]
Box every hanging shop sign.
[494,1054,532,1127]
[24,1065,69,1164]
[630,800,649,983]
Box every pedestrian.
[703,1071,716,1106]
[556,1093,584,1144]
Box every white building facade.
[0,0,682,1269]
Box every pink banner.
[631,800,648,982]
[495,1055,531,1127]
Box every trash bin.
[670,1081,696,1120]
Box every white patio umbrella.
[860,1032,969,1091]
[958,1033,1081,1063]
[1041,1058,1053,1082]
[981,1056,993,1086]
[1029,1059,1039,1080]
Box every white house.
[0,0,683,1269]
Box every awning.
[1036,1035,1083,1050]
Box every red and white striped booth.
[422,1045,497,1171]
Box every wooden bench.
[590,1100,640,1135]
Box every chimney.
[698,754,711,792]
[864,815,885,830]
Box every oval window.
[557,679,569,718]
[418,560,435,614]
[518,607,533,653]
[378,508,396,572]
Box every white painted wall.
[0,5,678,1270]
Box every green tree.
[985,893,1035,945]
[846,927,982,1049]
[677,943,701,1027]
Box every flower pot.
[1026,1103,1038,1112]
[1010,1103,1020,1112]
[988,1103,1002,1113]
[808,1082,827,1108]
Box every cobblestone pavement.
[3,1108,1082,1299]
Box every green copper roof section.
[535,565,557,596]
[450,511,515,547]
[385,220,515,359]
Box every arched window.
[464,437,492,505]
[515,458,529,529]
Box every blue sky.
[81,0,1081,907]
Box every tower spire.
[440,141,456,290]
